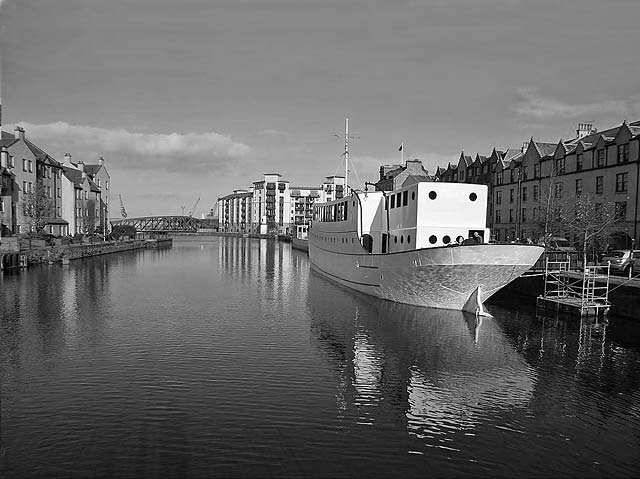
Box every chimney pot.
[14,126,25,140]
[99,156,104,166]
[77,161,85,172]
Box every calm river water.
[1,237,640,478]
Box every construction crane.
[119,194,127,218]
[188,197,200,217]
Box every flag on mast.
[398,142,403,151]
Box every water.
[1,236,639,478]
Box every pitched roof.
[62,166,84,187]
[533,142,556,157]
[0,138,18,148]
[84,164,101,176]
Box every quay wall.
[494,274,640,320]
[20,240,147,266]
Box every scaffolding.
[537,259,611,317]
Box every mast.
[344,117,349,195]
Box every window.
[460,170,465,180]
[96,179,101,187]
[9,156,14,168]
[453,172,458,182]
[28,160,33,173]
[522,187,528,202]
[85,191,89,200]
[23,181,27,195]
[575,179,582,195]
[597,149,606,167]
[495,210,501,224]
[616,172,628,193]
[595,176,604,195]
[496,191,502,205]
[510,170,514,183]
[0,199,3,212]
[522,167,528,180]
[576,154,583,171]
[57,187,61,198]
[554,182,563,199]
[510,189,514,203]
[28,182,33,193]
[554,158,565,174]
[533,185,539,201]
[533,207,538,220]
[509,209,514,223]
[522,208,527,223]
[615,202,627,220]
[617,144,629,163]
[22,159,27,172]
[496,171,503,185]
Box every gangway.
[537,259,611,317]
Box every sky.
[1,0,639,217]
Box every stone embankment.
[1,239,152,270]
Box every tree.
[530,168,567,245]
[82,199,97,235]
[22,183,53,234]
[110,224,136,240]
[562,193,620,266]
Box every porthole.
[351,238,354,243]
[401,235,404,244]
[429,191,437,200]
[411,191,415,200]
[407,235,411,244]
[443,235,451,244]
[429,235,437,244]
[353,201,355,207]
[469,192,477,201]
[394,236,398,244]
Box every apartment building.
[375,160,432,191]
[435,120,640,249]
[289,186,321,226]
[0,127,68,235]
[216,189,252,233]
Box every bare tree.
[82,199,97,235]
[562,193,619,266]
[22,183,53,234]
[531,169,567,245]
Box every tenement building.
[0,126,112,237]
[435,120,640,249]
[216,189,253,234]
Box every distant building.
[289,185,321,226]
[216,189,252,233]
[252,174,291,235]
[375,159,433,191]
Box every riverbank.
[1,237,173,270]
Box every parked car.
[600,249,639,275]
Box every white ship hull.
[309,242,543,311]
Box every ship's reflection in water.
[307,272,536,448]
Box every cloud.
[12,121,253,175]
[513,88,640,120]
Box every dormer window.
[617,144,629,163]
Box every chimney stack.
[82,171,87,180]
[522,141,528,153]
[576,122,595,139]
[64,153,72,166]
[99,156,104,166]
[1,150,8,168]
[14,126,25,141]
[77,161,85,172]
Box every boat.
[307,120,544,315]
[292,224,309,252]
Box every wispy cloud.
[513,88,640,120]
[13,121,253,175]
